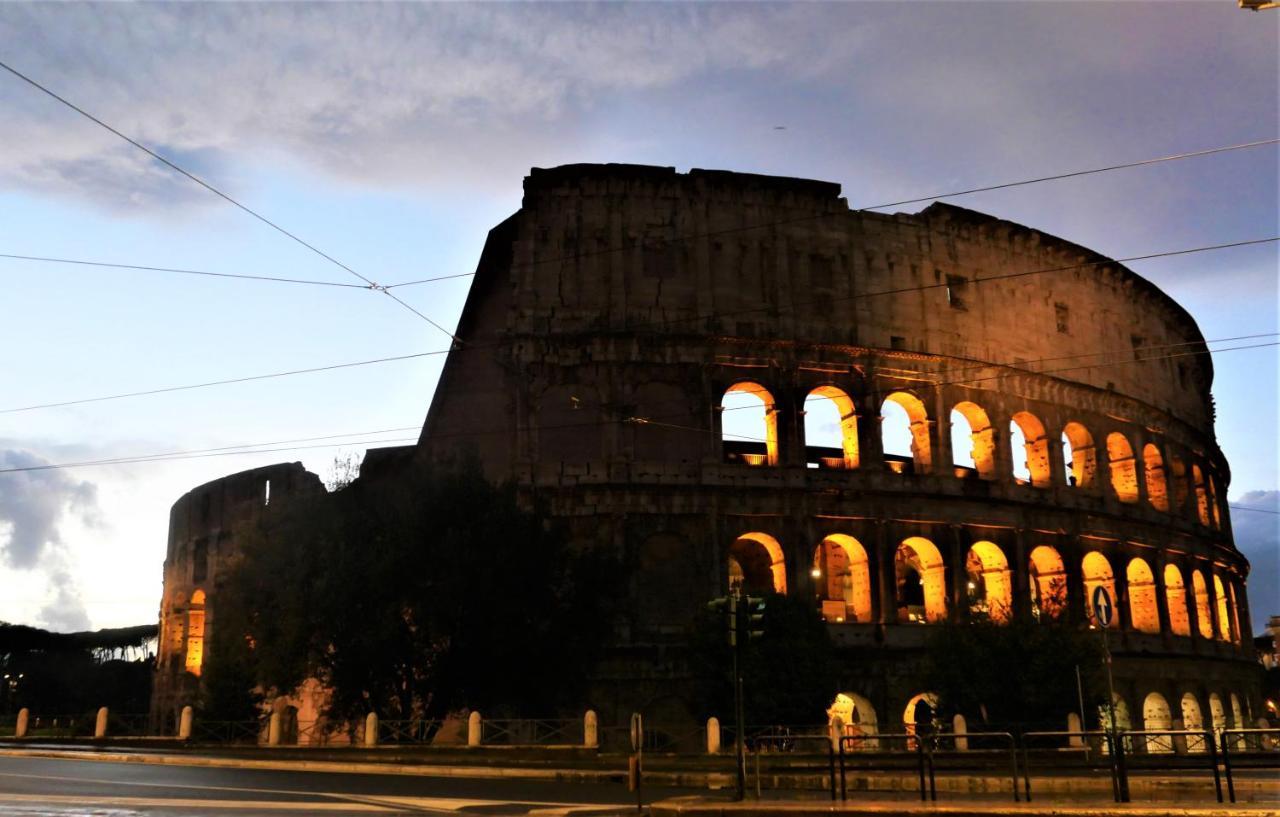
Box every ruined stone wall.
[419,164,1256,730]
[150,462,324,729]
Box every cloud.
[0,3,854,210]
[1232,490,1279,637]
[0,448,100,569]
[38,566,91,633]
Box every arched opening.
[1168,454,1188,512]
[1143,444,1169,512]
[1164,564,1191,637]
[1011,411,1051,487]
[895,537,947,624]
[1193,465,1210,525]
[1142,692,1174,754]
[1181,693,1206,753]
[1208,475,1222,529]
[1192,570,1213,639]
[1230,694,1244,728]
[805,386,859,469]
[828,692,879,748]
[1029,546,1067,620]
[1126,558,1160,634]
[1208,693,1227,731]
[1213,574,1233,642]
[902,692,940,736]
[881,392,931,475]
[729,532,786,595]
[185,588,206,677]
[721,382,778,466]
[1061,422,1096,488]
[1082,552,1119,629]
[965,541,1012,623]
[950,402,996,480]
[1100,693,1133,731]
[1107,433,1139,503]
[1228,582,1241,645]
[813,535,872,623]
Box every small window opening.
[264,479,271,506]
[1054,302,1070,334]
[946,275,968,310]
[890,336,907,351]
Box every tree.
[691,592,838,726]
[921,612,1108,731]
[207,459,619,721]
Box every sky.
[0,2,1276,635]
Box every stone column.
[14,708,28,738]
[268,711,282,746]
[467,711,482,747]
[706,716,721,755]
[875,521,896,625]
[1154,557,1173,647]
[179,706,193,740]
[94,707,108,739]
[584,710,598,749]
[952,714,968,751]
[949,525,967,622]
[1012,529,1032,620]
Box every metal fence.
[480,718,582,746]
[377,718,445,745]
[189,719,262,744]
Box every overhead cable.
[0,253,369,289]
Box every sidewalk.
[650,796,1280,817]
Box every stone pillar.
[178,706,193,740]
[584,710,598,749]
[952,714,968,751]
[875,521,896,625]
[1046,421,1067,489]
[706,716,721,755]
[268,711,282,746]
[1012,529,1031,620]
[1067,713,1084,747]
[857,404,886,471]
[14,708,28,738]
[364,712,378,747]
[933,387,952,474]
[1154,558,1172,645]
[94,707,108,739]
[949,525,967,622]
[467,711,482,747]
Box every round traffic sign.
[1091,585,1113,627]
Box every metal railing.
[377,718,444,745]
[1218,728,1280,804]
[189,719,262,743]
[480,718,582,747]
[749,734,837,801]
[601,723,705,753]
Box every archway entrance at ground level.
[1142,692,1173,754]
[827,692,879,748]
[902,692,939,735]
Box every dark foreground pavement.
[0,753,693,815]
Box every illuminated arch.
[1106,433,1139,503]
[721,382,778,466]
[1142,692,1173,754]
[828,692,879,743]
[1192,569,1213,639]
[1100,693,1132,732]
[1181,693,1206,753]
[1126,558,1159,634]
[1029,546,1067,620]
[1168,454,1188,512]
[902,692,940,735]
[1010,411,1051,488]
[965,541,1012,623]
[185,588,206,677]
[1164,564,1191,637]
[895,537,947,624]
[1213,574,1233,642]
[813,535,872,623]
[1192,465,1210,525]
[881,392,931,474]
[1061,422,1096,488]
[1143,444,1169,512]
[1082,552,1118,629]
[805,386,859,469]
[950,402,996,480]
[1208,693,1227,731]
[729,532,787,595]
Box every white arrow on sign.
[1092,585,1113,627]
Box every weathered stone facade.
[153,164,1259,736]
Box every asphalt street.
[0,753,697,816]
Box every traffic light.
[744,596,766,640]
[706,595,738,646]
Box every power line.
[0,58,460,342]
[1228,504,1280,516]
[0,350,448,414]
[861,138,1280,211]
[0,253,370,289]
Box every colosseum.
[153,163,1259,739]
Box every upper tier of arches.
[717,382,1229,534]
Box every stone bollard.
[268,711,282,746]
[179,706,194,740]
[952,713,968,751]
[1067,712,1084,747]
[706,717,721,755]
[94,707,109,739]
[467,711,482,747]
[583,710,598,749]
[14,708,28,738]
[365,712,378,747]
[829,715,845,752]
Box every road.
[0,753,696,816]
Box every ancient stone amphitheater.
[153,164,1259,739]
